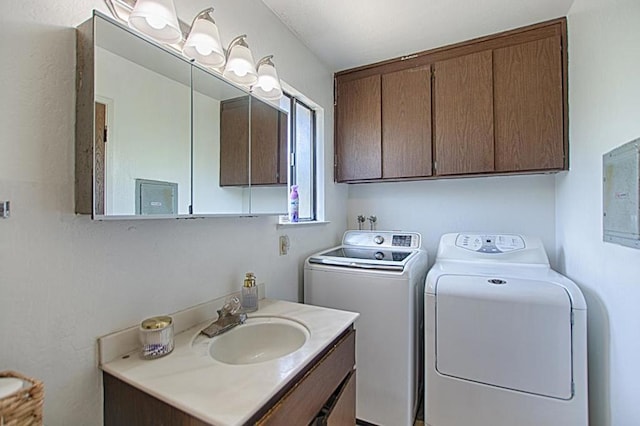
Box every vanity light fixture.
[128,0,182,44]
[105,0,282,95]
[182,8,226,68]
[223,35,259,87]
[252,55,283,100]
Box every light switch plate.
[0,201,9,218]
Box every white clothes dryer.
[425,233,588,426]
[305,231,429,426]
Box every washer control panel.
[343,231,421,249]
[455,234,525,253]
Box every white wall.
[191,90,249,214]
[97,47,192,215]
[348,174,558,267]
[558,0,640,424]
[0,1,347,424]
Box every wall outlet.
[279,235,290,256]
[0,201,9,218]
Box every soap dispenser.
[241,272,258,312]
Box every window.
[280,93,317,221]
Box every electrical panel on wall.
[603,137,640,249]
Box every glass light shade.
[253,60,283,100]
[128,0,182,44]
[182,17,225,67]
[223,44,258,86]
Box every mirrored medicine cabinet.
[76,11,288,219]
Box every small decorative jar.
[139,316,174,360]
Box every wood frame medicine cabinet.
[334,18,568,183]
[76,11,288,219]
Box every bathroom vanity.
[98,299,358,425]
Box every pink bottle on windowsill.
[288,185,299,223]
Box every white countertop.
[100,299,359,426]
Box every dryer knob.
[374,235,384,244]
[374,251,385,260]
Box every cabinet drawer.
[315,370,356,426]
[256,329,356,426]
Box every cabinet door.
[251,97,281,185]
[382,66,432,178]
[494,36,564,171]
[434,50,494,175]
[278,110,288,184]
[220,97,249,186]
[324,370,356,426]
[335,75,382,181]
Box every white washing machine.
[425,233,588,426]
[305,231,429,426]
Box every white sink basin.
[209,317,309,364]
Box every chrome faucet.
[201,296,248,338]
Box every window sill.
[277,219,331,229]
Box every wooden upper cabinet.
[493,35,564,171]
[334,18,567,182]
[335,75,382,181]
[220,96,287,186]
[251,97,283,185]
[434,50,494,175]
[382,66,432,178]
[220,97,250,186]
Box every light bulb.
[195,43,213,56]
[146,16,167,30]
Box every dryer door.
[435,274,573,399]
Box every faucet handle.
[219,296,242,318]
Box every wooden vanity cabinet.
[103,327,356,426]
[253,327,356,425]
[334,18,568,182]
[220,97,288,187]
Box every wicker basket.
[0,371,44,426]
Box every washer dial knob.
[374,235,384,244]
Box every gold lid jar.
[139,316,174,359]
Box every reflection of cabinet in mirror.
[220,97,288,186]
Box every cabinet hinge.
[103,126,108,143]
[400,54,418,61]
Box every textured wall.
[557,0,640,424]
[0,0,346,424]
[347,174,558,269]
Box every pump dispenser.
[241,272,258,312]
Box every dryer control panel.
[455,234,525,253]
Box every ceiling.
[260,0,574,72]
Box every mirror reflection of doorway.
[94,101,106,215]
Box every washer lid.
[435,274,573,399]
